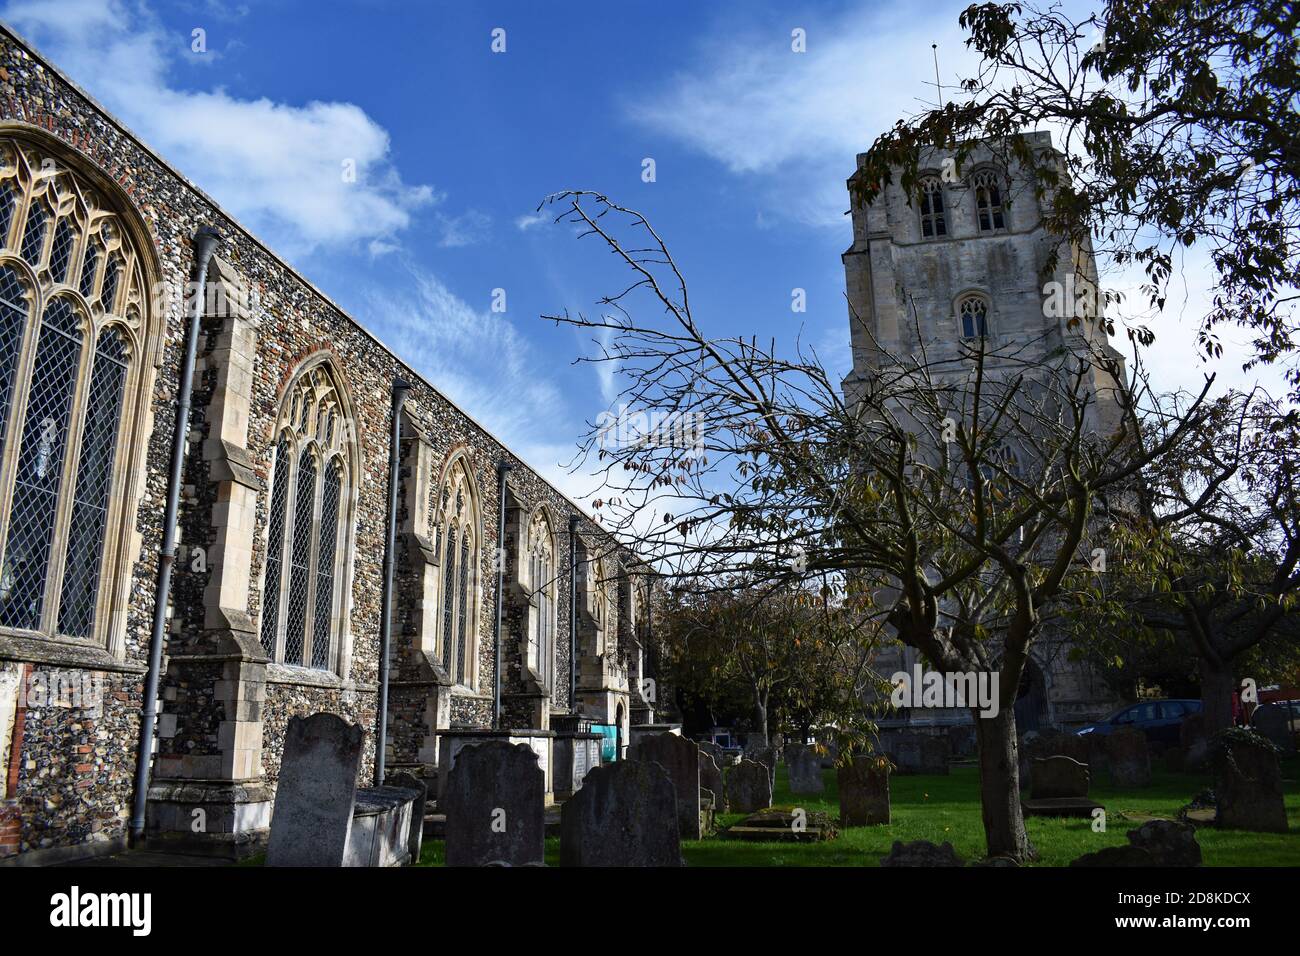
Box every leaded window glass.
[455,535,469,685]
[919,177,946,237]
[0,136,147,646]
[440,525,456,673]
[525,509,555,686]
[973,169,1007,232]
[260,439,290,657]
[0,299,83,629]
[312,459,342,670]
[283,451,316,666]
[959,294,990,339]
[434,456,479,687]
[57,328,127,637]
[0,185,14,249]
[258,363,353,671]
[0,268,28,454]
[20,201,47,265]
[50,218,74,284]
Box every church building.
[840,133,1124,737]
[0,23,657,864]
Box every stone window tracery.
[972,168,1007,232]
[525,508,555,688]
[0,136,147,645]
[958,293,990,340]
[259,362,354,670]
[918,176,946,238]
[435,455,479,688]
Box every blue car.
[1075,699,1203,746]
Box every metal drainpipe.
[130,226,222,844]
[491,461,513,728]
[568,515,579,715]
[375,379,410,787]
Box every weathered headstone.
[385,771,428,864]
[1107,728,1151,788]
[1180,713,1208,771]
[444,741,544,866]
[947,724,977,758]
[880,840,963,867]
[1252,704,1296,755]
[838,754,890,826]
[266,712,364,867]
[1030,755,1090,800]
[1023,755,1102,817]
[920,736,950,775]
[786,744,825,794]
[629,732,702,840]
[1212,731,1288,833]
[1071,819,1202,867]
[890,733,923,774]
[725,758,773,813]
[1128,820,1202,866]
[750,746,778,789]
[699,751,726,812]
[560,760,682,866]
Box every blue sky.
[3,0,1274,507]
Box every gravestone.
[838,754,890,826]
[750,746,778,789]
[1180,713,1208,771]
[890,733,923,774]
[726,758,773,813]
[880,840,963,867]
[1022,755,1102,817]
[1252,704,1296,755]
[1106,729,1151,788]
[1071,820,1202,867]
[920,736,950,775]
[266,712,364,867]
[1212,731,1288,833]
[1030,755,1089,799]
[385,772,428,864]
[698,740,724,767]
[629,732,702,839]
[947,724,976,758]
[786,744,824,794]
[699,751,726,812]
[560,760,682,866]
[1128,820,1202,866]
[444,741,545,866]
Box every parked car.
[1251,700,1300,750]
[1075,699,1203,746]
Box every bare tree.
[541,190,1215,861]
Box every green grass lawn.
[415,756,1300,867]
[677,758,1300,867]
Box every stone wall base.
[145,779,273,859]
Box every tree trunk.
[1199,657,1236,733]
[972,705,1035,862]
[753,689,769,747]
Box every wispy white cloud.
[628,4,979,227]
[515,211,549,231]
[3,0,435,258]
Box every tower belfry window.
[918,177,946,238]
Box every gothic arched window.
[958,293,990,340]
[972,168,1007,232]
[525,508,556,687]
[259,362,354,671]
[0,136,148,645]
[435,455,479,687]
[918,176,946,238]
